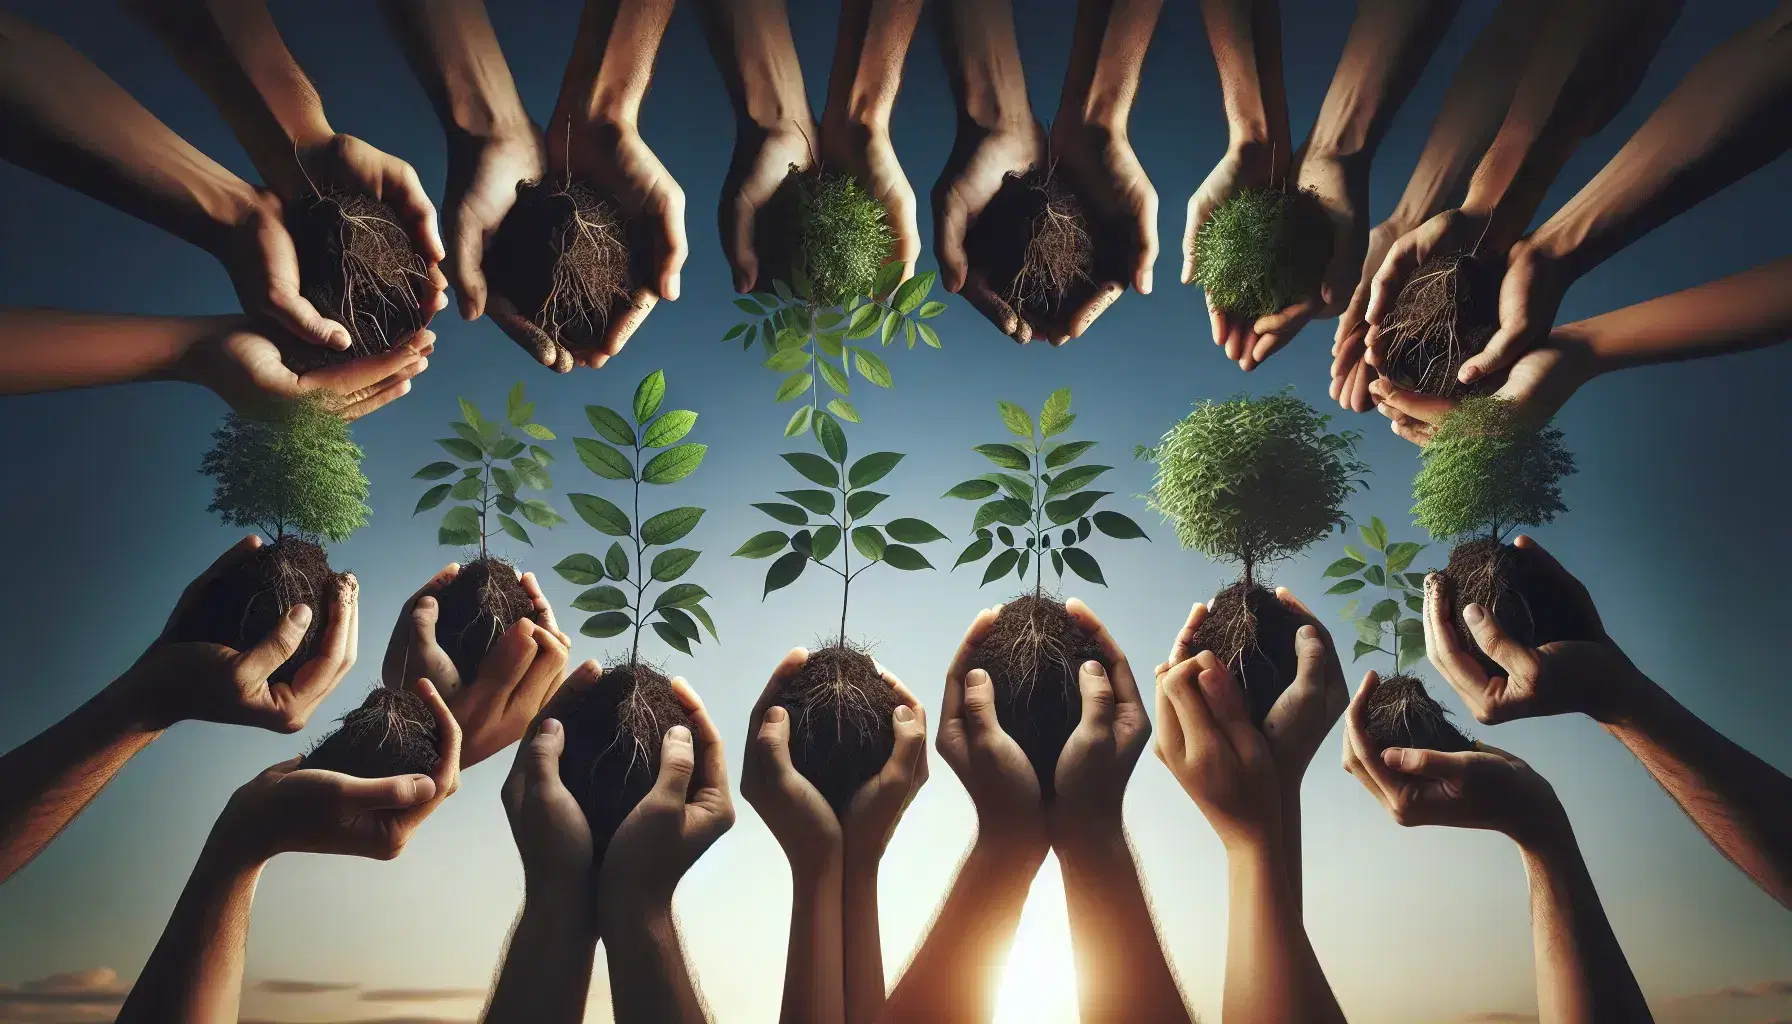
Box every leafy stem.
[1323,516,1427,674]
[413,384,562,556]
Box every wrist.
[972,820,1049,870]
[1053,826,1130,871]
[1511,801,1577,862]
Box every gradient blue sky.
[0,1,1788,1022]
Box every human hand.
[1154,651,1282,853]
[381,563,564,693]
[821,116,921,283]
[502,709,595,893]
[1343,672,1566,844]
[1049,600,1150,848]
[214,189,351,352]
[1423,539,1645,726]
[1052,117,1158,299]
[1183,141,1283,367]
[442,127,546,323]
[596,677,734,920]
[937,606,1046,853]
[742,649,844,871]
[1330,218,1405,412]
[181,323,432,421]
[842,663,928,867]
[1367,329,1597,444]
[1361,207,1492,369]
[121,537,356,733]
[721,118,818,294]
[210,676,461,865]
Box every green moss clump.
[202,392,371,543]
[1191,186,1331,320]
[1410,397,1576,543]
[792,171,894,305]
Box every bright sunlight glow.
[992,855,1080,1024]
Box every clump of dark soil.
[1378,252,1500,397]
[1191,580,1303,724]
[166,536,342,683]
[302,687,441,778]
[432,556,534,682]
[1364,673,1473,753]
[286,190,432,370]
[966,167,1095,328]
[556,662,692,865]
[1440,539,1601,675]
[1191,186,1332,321]
[970,595,1104,797]
[777,643,896,813]
[487,179,634,354]
[756,169,893,305]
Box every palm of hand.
[444,133,545,306]
[505,775,592,883]
[1263,669,1345,782]
[1055,125,1154,285]
[134,642,297,733]
[945,126,1044,223]
[942,720,1042,830]
[746,764,841,854]
[821,123,918,275]
[1185,145,1276,281]
[559,125,681,273]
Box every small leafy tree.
[945,388,1148,592]
[554,371,717,666]
[203,392,370,543]
[1141,390,1365,589]
[733,412,948,642]
[413,383,564,556]
[1322,516,1428,672]
[722,261,947,440]
[1411,397,1576,543]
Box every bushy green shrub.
[202,392,370,543]
[796,172,895,306]
[1411,397,1576,542]
[1191,186,1331,320]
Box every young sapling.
[412,383,564,680]
[551,369,715,862]
[1190,186,1332,322]
[944,388,1147,792]
[1141,390,1364,722]
[285,189,434,370]
[168,393,369,681]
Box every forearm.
[1529,1,1792,279]
[1057,0,1164,132]
[940,0,1034,131]
[378,0,534,143]
[823,0,925,132]
[1562,257,1792,375]
[483,890,600,1024]
[115,841,263,1024]
[126,0,331,196]
[1601,675,1792,907]
[0,310,238,397]
[0,12,256,254]
[602,902,708,1024]
[842,859,883,1024]
[1058,833,1189,1024]
[1198,0,1290,150]
[1280,787,1303,907]
[778,852,845,1024]
[1223,840,1345,1024]
[880,834,1047,1022]
[692,0,813,131]
[1519,825,1652,1022]
[0,676,162,883]
[1305,0,1460,164]
[555,0,678,130]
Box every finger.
[1076,660,1117,733]
[1159,656,1217,759]
[1063,282,1124,343]
[167,535,262,632]
[543,659,602,722]
[1381,746,1474,781]
[1065,598,1140,707]
[961,668,1004,738]
[523,717,569,794]
[238,602,313,678]
[329,771,438,811]
[752,703,797,776]
[597,288,658,360]
[518,571,564,641]
[934,189,972,294]
[1181,193,1207,286]
[1346,361,1375,414]
[1132,189,1160,294]
[1370,379,1453,429]
[1460,319,1529,384]
[408,594,444,675]
[885,701,926,782]
[487,294,569,371]
[290,575,358,707]
[1461,600,1540,682]
[753,648,810,726]
[943,607,1001,723]
[334,377,415,421]
[1195,653,1259,756]
[1365,234,1424,328]
[961,272,1022,341]
[1511,535,1600,631]
[1424,573,1493,704]
[1163,601,1208,671]
[447,205,491,319]
[1344,671,1404,805]
[1250,297,1321,346]
[300,340,426,398]
[654,189,689,301]
[725,190,761,293]
[509,621,569,716]
[670,677,728,795]
[650,724,697,805]
[388,161,446,263]
[413,677,463,788]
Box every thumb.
[754,705,796,776]
[525,717,567,789]
[961,669,1002,737]
[650,725,696,805]
[1077,661,1116,731]
[410,595,441,653]
[240,603,313,679]
[1381,747,1469,781]
[1292,623,1329,688]
[1461,602,1539,678]
[884,703,926,782]
[334,772,438,812]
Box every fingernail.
[767,706,788,723]
[418,596,436,610]
[967,669,990,686]
[542,718,562,736]
[669,725,692,742]
[667,272,681,300]
[1298,625,1318,640]
[1459,364,1482,383]
[894,705,914,723]
[289,604,313,626]
[1463,603,1486,625]
[1083,660,1105,676]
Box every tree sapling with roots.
[547,369,714,862]
[286,188,435,370]
[487,176,635,371]
[1142,390,1364,722]
[944,388,1147,792]
[1376,250,1502,397]
[302,686,442,779]
[733,414,948,811]
[1190,186,1332,322]
[1323,517,1471,752]
[964,162,1097,331]
[412,383,564,680]
[168,393,369,681]
[1411,397,1592,674]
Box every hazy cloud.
[1665,979,1792,1003]
[254,978,363,995]
[360,988,486,1003]
[0,968,126,1024]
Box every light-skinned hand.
[1184,140,1284,368]
[1154,651,1282,852]
[822,117,921,284]
[181,325,432,422]
[442,127,546,320]
[1369,326,1597,445]
[1329,217,1405,412]
[120,536,356,733]
[743,648,844,870]
[210,676,461,865]
[721,117,818,294]
[596,677,735,919]
[502,699,596,892]
[937,606,1046,852]
[1053,118,1157,300]
[1049,600,1150,847]
[842,662,928,864]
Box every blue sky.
[0,1,1787,1022]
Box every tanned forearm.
[1198,0,1290,152]
[1304,0,1461,163]
[1518,818,1653,1022]
[1056,0,1163,132]
[692,0,813,131]
[1224,840,1345,1024]
[1059,833,1190,1024]
[603,902,709,1024]
[842,854,884,1024]
[115,840,263,1024]
[1600,675,1792,908]
[378,0,534,143]
[1559,257,1792,375]
[556,0,678,130]
[824,0,924,132]
[779,849,845,1024]
[939,0,1034,131]
[0,310,237,397]
[1528,0,1792,279]
[0,677,162,883]
[482,892,600,1024]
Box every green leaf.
[518,498,563,529]
[764,551,807,596]
[448,476,482,501]
[855,348,893,388]
[1344,544,1368,564]
[1044,490,1110,525]
[652,620,693,655]
[603,542,631,582]
[1364,565,1386,586]
[634,370,666,422]
[944,479,1000,500]
[581,612,632,638]
[414,483,451,514]
[846,491,888,519]
[916,322,940,348]
[815,413,848,463]
[881,309,900,346]
[790,528,813,556]
[438,506,480,545]
[973,443,1030,470]
[585,406,635,446]
[496,514,531,544]
[1395,617,1424,637]
[734,530,789,558]
[493,436,525,460]
[1352,640,1380,661]
[1045,464,1111,498]
[1016,550,1031,581]
[828,398,861,423]
[575,438,633,480]
[655,584,710,610]
[414,461,458,480]
[735,297,765,315]
[1040,388,1073,436]
[511,457,551,492]
[436,437,483,461]
[852,526,887,560]
[1359,518,1388,552]
[893,271,936,313]
[643,410,698,448]
[997,400,1034,438]
[981,548,1020,586]
[521,422,555,441]
[1093,511,1147,540]
[818,359,851,395]
[1404,573,1429,589]
[846,302,882,339]
[488,468,517,496]
[886,518,947,544]
[1370,599,1400,623]
[810,525,841,561]
[495,494,518,516]
[1326,578,1367,595]
[689,604,720,641]
[873,261,904,300]
[848,451,904,489]
[884,544,932,570]
[555,554,606,585]
[568,493,630,536]
[954,534,994,569]
[765,347,813,372]
[651,548,700,582]
[572,585,629,612]
[1397,640,1425,673]
[1385,541,1425,575]
[754,502,810,526]
[784,406,813,440]
[642,443,706,485]
[659,607,702,645]
[529,445,554,466]
[1044,440,1095,468]
[1061,548,1105,585]
[723,323,747,342]
[783,452,840,487]
[505,382,531,426]
[1406,595,1425,614]
[916,300,947,318]
[775,371,813,403]
[780,489,837,515]
[642,507,705,545]
[1323,557,1366,578]
[993,473,1033,503]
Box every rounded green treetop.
[1142,390,1364,584]
[1411,397,1576,543]
[201,392,371,543]
[1191,186,1331,320]
[793,171,895,306]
